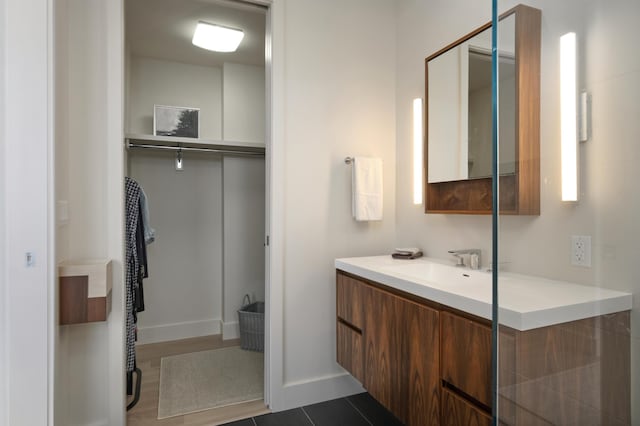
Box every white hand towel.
[352,157,383,221]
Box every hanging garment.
[139,187,156,244]
[135,203,147,312]
[125,177,155,404]
[125,176,146,373]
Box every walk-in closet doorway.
[123,0,272,423]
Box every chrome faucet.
[448,249,481,270]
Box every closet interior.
[123,0,267,423]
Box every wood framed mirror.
[424,4,541,215]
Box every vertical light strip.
[560,32,578,201]
[413,98,424,205]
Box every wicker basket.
[238,295,265,352]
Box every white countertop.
[335,255,632,331]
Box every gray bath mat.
[157,346,263,419]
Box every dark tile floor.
[221,392,403,426]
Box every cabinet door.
[363,284,399,416]
[337,321,364,383]
[442,387,491,426]
[401,297,440,425]
[441,311,492,408]
[363,284,440,425]
[337,272,363,329]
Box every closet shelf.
[125,133,265,154]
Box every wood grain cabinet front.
[336,272,364,329]
[336,272,365,385]
[440,311,492,409]
[337,272,440,426]
[336,270,631,425]
[442,387,491,426]
[401,294,441,425]
[336,321,364,384]
[337,272,488,425]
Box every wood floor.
[126,335,270,426]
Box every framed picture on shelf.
[153,105,200,138]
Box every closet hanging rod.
[126,141,265,157]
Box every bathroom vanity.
[335,256,631,425]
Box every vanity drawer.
[442,387,491,426]
[441,311,492,408]
[336,321,364,384]
[336,273,363,329]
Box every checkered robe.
[125,177,142,373]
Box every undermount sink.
[379,260,491,289]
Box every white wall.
[395,0,492,258]
[222,156,266,339]
[104,0,126,423]
[54,0,125,425]
[2,0,54,424]
[223,62,266,143]
[395,0,640,421]
[128,151,224,344]
[128,56,222,139]
[56,1,110,423]
[0,0,7,422]
[221,62,266,339]
[269,0,397,409]
[54,1,69,424]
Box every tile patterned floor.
[221,392,403,426]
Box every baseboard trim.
[222,320,240,340]
[137,319,221,344]
[272,372,364,412]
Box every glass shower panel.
[495,0,638,424]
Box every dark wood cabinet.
[336,270,630,426]
[442,388,491,426]
[361,283,399,416]
[337,272,489,425]
[498,314,631,426]
[336,273,365,384]
[363,284,440,425]
[401,296,441,425]
[337,321,364,384]
[337,273,364,329]
[440,311,492,408]
[337,272,440,425]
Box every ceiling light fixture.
[192,21,244,53]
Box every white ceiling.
[126,0,266,68]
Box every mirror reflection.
[427,14,515,183]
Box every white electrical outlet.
[571,235,592,267]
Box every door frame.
[255,0,284,410]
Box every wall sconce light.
[560,32,578,202]
[579,91,590,143]
[413,98,424,205]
